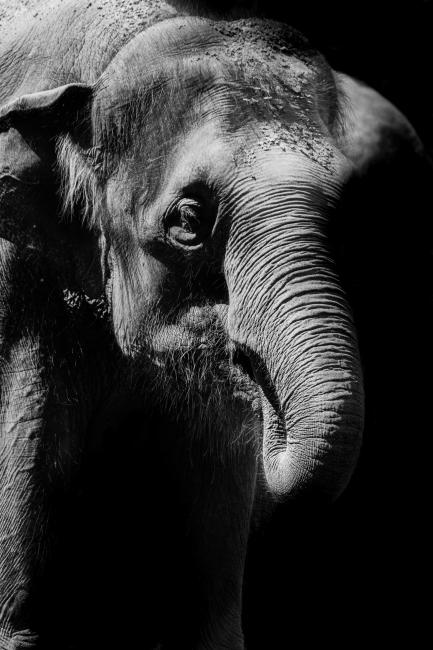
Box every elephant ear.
[0,84,92,151]
[0,83,102,293]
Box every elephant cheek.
[108,246,169,356]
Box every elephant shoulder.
[334,72,427,173]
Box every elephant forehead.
[234,122,346,175]
[93,16,344,200]
[107,14,318,74]
[98,15,334,131]
[95,57,329,184]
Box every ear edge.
[0,83,93,133]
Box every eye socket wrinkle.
[159,176,221,246]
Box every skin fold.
[0,2,430,648]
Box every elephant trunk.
[225,154,364,501]
[258,293,363,500]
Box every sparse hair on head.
[56,134,102,228]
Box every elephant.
[0,1,431,648]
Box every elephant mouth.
[232,346,283,418]
[141,316,260,406]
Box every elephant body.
[0,2,430,648]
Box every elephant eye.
[165,197,210,248]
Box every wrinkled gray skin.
[0,1,426,648]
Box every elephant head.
[0,16,364,501]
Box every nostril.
[232,347,256,383]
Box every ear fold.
[0,83,93,158]
[0,83,92,130]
